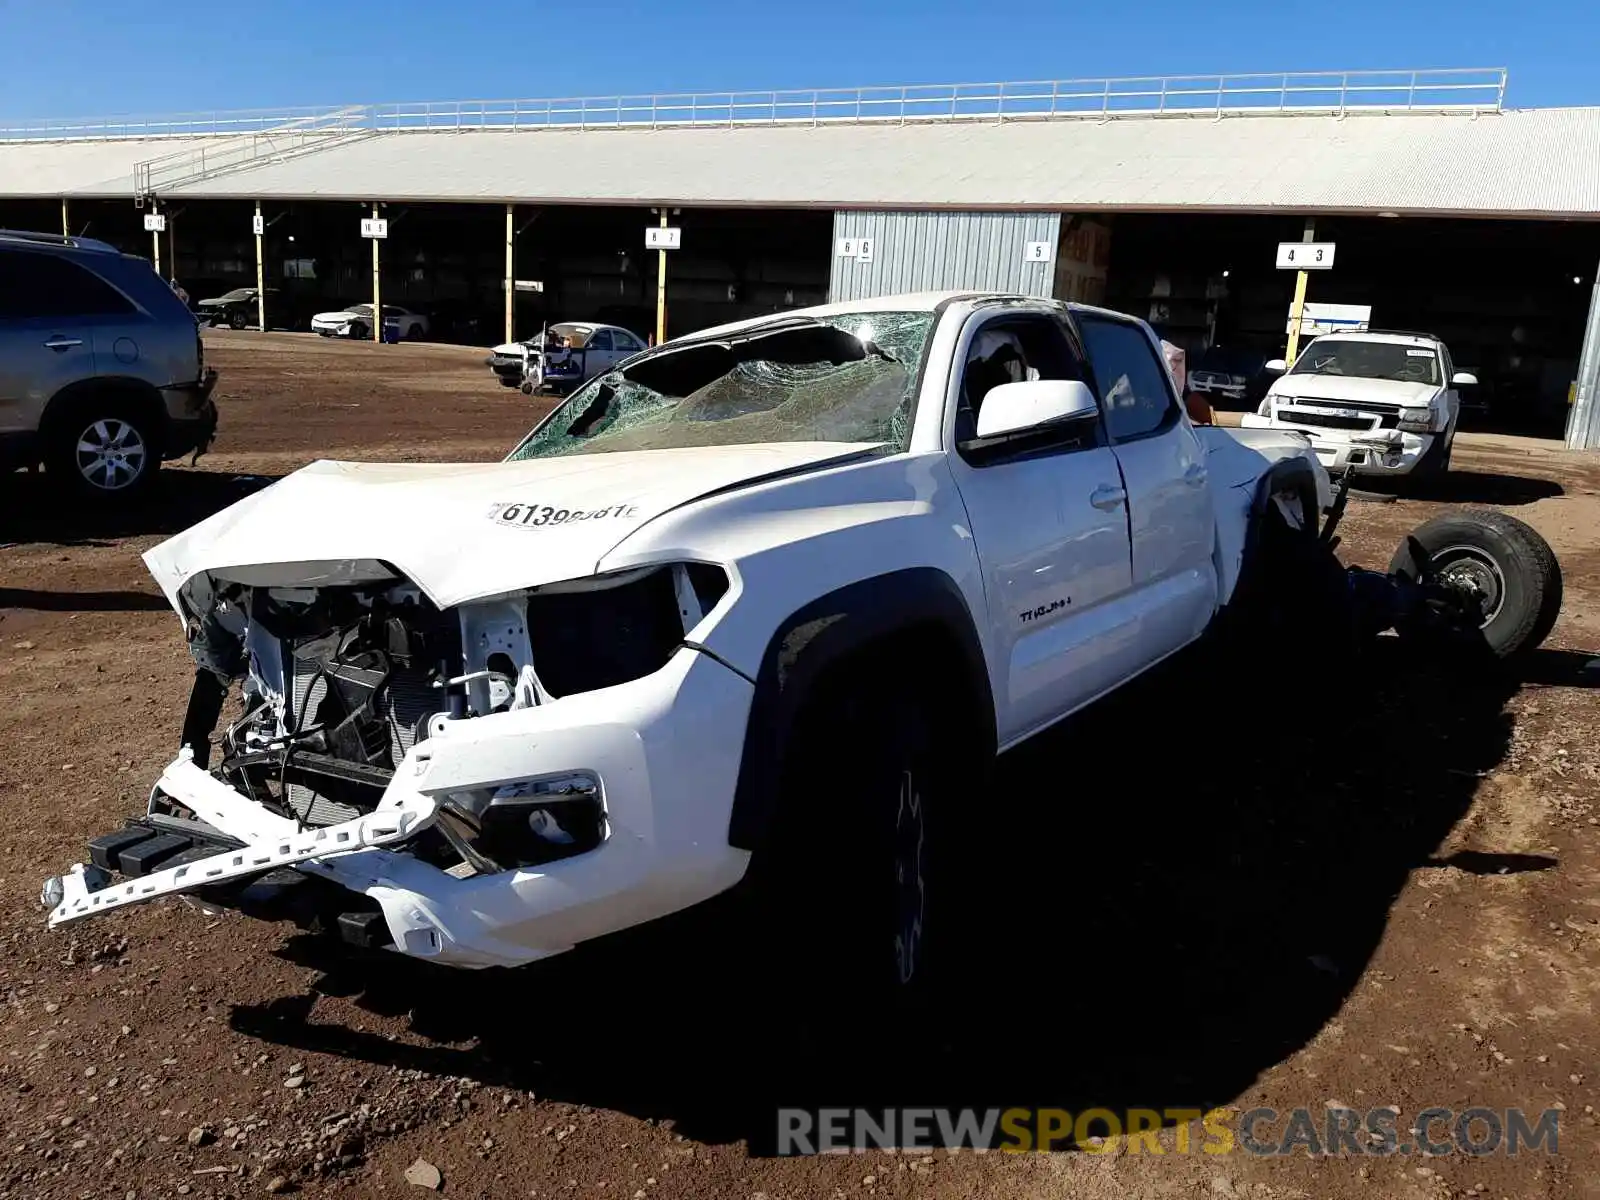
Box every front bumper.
[1239,415,1434,476]
[41,646,755,969]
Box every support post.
[168,211,176,283]
[255,200,266,333]
[151,199,161,275]
[371,202,381,343]
[504,203,515,345]
[60,197,68,237]
[655,209,667,345]
[1564,260,1600,450]
[1284,216,1316,366]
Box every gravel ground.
[1,331,1598,1200]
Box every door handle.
[43,337,83,352]
[1090,483,1126,511]
[1183,462,1208,486]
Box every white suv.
[1242,331,1475,480]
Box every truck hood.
[143,442,880,613]
[1268,376,1440,408]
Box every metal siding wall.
[1564,265,1600,450]
[828,211,1061,302]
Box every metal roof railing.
[5,67,1508,147]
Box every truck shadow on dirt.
[228,639,1582,1152]
[1362,471,1564,506]
[1,469,278,547]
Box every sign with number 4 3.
[1277,242,1336,269]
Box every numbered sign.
[1023,241,1051,263]
[360,217,389,239]
[1277,242,1336,269]
[645,226,681,250]
[143,213,166,233]
[252,214,265,237]
[836,237,873,262]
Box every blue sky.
[0,0,1592,118]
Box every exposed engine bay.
[192,561,721,862]
[44,558,732,948]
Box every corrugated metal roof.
[3,108,1599,217]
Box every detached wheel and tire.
[1390,509,1562,657]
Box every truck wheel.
[1388,510,1562,657]
[1409,432,1452,484]
[750,667,971,1015]
[45,400,160,502]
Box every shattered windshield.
[505,311,935,459]
[1291,339,1440,385]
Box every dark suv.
[0,230,218,501]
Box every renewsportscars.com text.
[775,1106,1561,1156]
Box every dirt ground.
[1,330,1598,1200]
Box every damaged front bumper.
[1240,415,1434,476]
[40,647,755,969]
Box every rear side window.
[589,329,614,351]
[0,249,138,320]
[1078,316,1180,442]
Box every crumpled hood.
[144,442,877,613]
[1269,376,1440,408]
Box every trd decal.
[1019,598,1070,623]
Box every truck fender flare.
[1242,453,1323,561]
[726,567,995,852]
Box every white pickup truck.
[39,291,1560,998]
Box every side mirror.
[1264,358,1288,374]
[974,379,1099,439]
[1452,371,1478,386]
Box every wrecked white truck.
[40,291,1562,994]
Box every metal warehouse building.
[3,68,1599,445]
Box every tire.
[1388,509,1562,657]
[45,398,161,502]
[746,660,975,1019]
[228,309,248,331]
[347,322,369,341]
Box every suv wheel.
[48,406,160,501]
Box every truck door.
[942,308,1135,748]
[1075,312,1219,662]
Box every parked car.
[0,229,218,501]
[311,303,428,341]
[486,338,530,387]
[1243,329,1476,480]
[196,287,269,330]
[1187,345,1272,410]
[40,291,1559,1005]
[520,322,647,395]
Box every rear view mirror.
[975,379,1099,439]
[1452,371,1478,386]
[1264,358,1288,373]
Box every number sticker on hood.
[487,501,641,529]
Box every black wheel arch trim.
[1239,453,1322,564]
[726,566,996,853]
[41,376,169,441]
